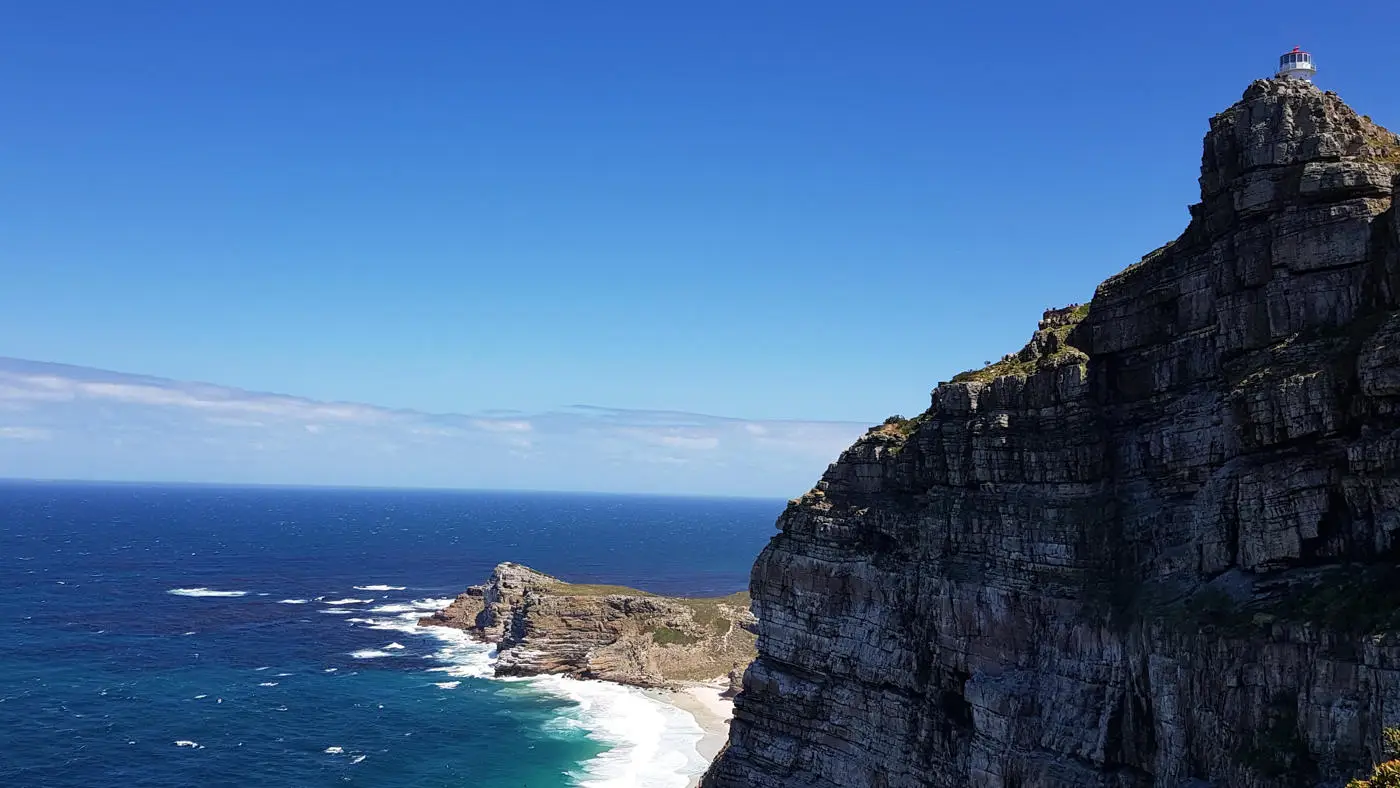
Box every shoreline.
[645,679,734,788]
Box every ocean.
[0,481,781,787]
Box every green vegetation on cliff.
[1348,728,1400,788]
[950,302,1090,384]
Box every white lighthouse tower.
[1277,47,1317,81]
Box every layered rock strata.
[703,79,1400,788]
[420,562,756,689]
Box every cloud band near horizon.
[0,357,873,498]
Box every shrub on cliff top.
[1347,728,1400,788]
[651,626,701,646]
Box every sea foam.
[530,675,708,788]
[326,593,712,784]
[350,649,395,659]
[322,598,373,606]
[353,585,405,591]
[167,588,247,598]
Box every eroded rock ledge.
[702,79,1400,788]
[419,562,755,690]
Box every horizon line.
[0,475,793,503]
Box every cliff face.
[703,80,1400,788]
[420,562,755,689]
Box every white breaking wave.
[320,609,354,615]
[277,599,309,605]
[535,675,709,788]
[365,603,424,614]
[353,585,406,591]
[351,754,366,764]
[415,629,496,680]
[325,593,712,785]
[383,642,405,650]
[350,649,395,659]
[173,740,202,749]
[368,598,455,615]
[258,682,278,687]
[168,588,246,598]
[322,598,373,606]
[324,746,343,754]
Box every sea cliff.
[702,79,1400,787]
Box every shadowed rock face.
[702,79,1400,788]
[420,562,756,689]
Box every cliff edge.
[703,79,1400,787]
[420,562,755,690]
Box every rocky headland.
[419,562,755,691]
[702,79,1400,787]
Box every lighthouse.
[1277,47,1317,81]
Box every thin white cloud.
[468,418,533,433]
[0,426,51,441]
[0,357,874,497]
[658,435,720,451]
[0,371,387,424]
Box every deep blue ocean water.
[0,482,781,787]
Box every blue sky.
[1,2,1396,494]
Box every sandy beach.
[647,678,735,787]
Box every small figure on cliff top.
[1277,47,1317,81]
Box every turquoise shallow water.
[0,482,779,787]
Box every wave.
[173,740,203,749]
[368,597,454,615]
[277,599,309,605]
[350,649,395,659]
[414,630,496,680]
[383,642,405,650]
[322,598,373,606]
[353,585,406,591]
[324,594,712,785]
[364,603,424,614]
[351,755,366,764]
[324,746,343,755]
[258,682,278,687]
[167,588,246,598]
[533,676,709,788]
[319,609,354,615]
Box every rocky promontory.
[703,79,1400,787]
[419,562,756,690]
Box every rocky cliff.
[420,562,755,689]
[702,79,1400,788]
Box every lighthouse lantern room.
[1277,47,1317,81]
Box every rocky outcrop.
[420,562,756,688]
[703,79,1400,788]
